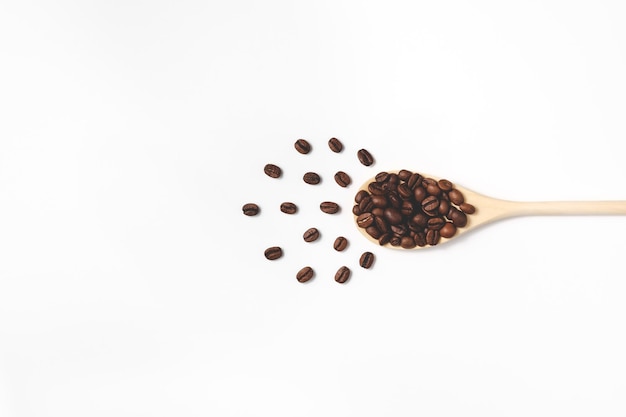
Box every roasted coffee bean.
[397,183,412,199]
[459,202,476,214]
[388,173,399,185]
[426,229,440,246]
[334,236,348,251]
[383,207,403,225]
[294,139,311,154]
[398,169,412,181]
[264,163,282,178]
[438,199,450,216]
[374,215,389,233]
[264,246,283,260]
[280,202,297,214]
[368,182,385,195]
[407,172,422,189]
[448,189,465,205]
[328,137,343,153]
[357,149,374,166]
[242,203,260,216]
[303,227,320,242]
[334,171,351,187]
[375,172,389,183]
[390,236,402,246]
[303,172,321,185]
[356,213,374,228]
[359,196,373,213]
[421,196,440,216]
[371,207,384,217]
[401,236,416,249]
[378,233,391,246]
[335,266,351,283]
[413,186,427,203]
[352,204,362,216]
[438,179,453,191]
[391,224,408,236]
[439,222,457,238]
[401,200,415,217]
[320,201,340,214]
[427,217,446,230]
[414,231,427,247]
[359,252,375,269]
[426,183,441,196]
[387,192,402,209]
[448,207,467,227]
[366,225,383,239]
[355,190,369,203]
[411,213,428,227]
[296,266,314,283]
[371,195,387,208]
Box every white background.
[1,1,626,416]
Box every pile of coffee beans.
[241,137,378,284]
[354,170,476,248]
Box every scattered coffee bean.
[320,201,340,214]
[242,203,259,216]
[335,266,351,284]
[296,266,314,283]
[334,171,351,187]
[280,202,297,214]
[303,172,321,185]
[294,139,311,154]
[359,252,375,269]
[264,163,282,178]
[333,236,348,251]
[328,137,343,153]
[264,246,282,260]
[357,149,374,166]
[303,227,320,242]
[355,170,476,248]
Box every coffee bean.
[368,182,385,195]
[303,227,320,242]
[427,217,446,230]
[280,202,297,214]
[335,266,351,283]
[397,183,412,199]
[352,204,362,216]
[391,224,408,236]
[355,190,369,203]
[264,246,282,260]
[439,222,457,238]
[296,266,314,283]
[371,195,387,208]
[448,189,465,205]
[371,207,384,217]
[421,196,440,216]
[448,207,467,227]
[357,149,374,166]
[264,163,282,178]
[333,236,348,251]
[438,179,453,191]
[366,225,383,239]
[438,199,450,216]
[357,213,374,228]
[390,236,402,246]
[398,169,412,181]
[303,172,321,185]
[374,215,389,233]
[426,229,440,246]
[407,172,422,189]
[328,137,343,153]
[414,231,427,247]
[401,200,415,217]
[375,172,389,183]
[378,233,392,246]
[359,252,375,269]
[383,207,402,225]
[413,186,427,203]
[426,183,441,196]
[334,171,351,187]
[401,236,416,249]
[460,202,476,214]
[242,203,259,216]
[294,139,311,154]
[320,201,340,214]
[358,196,373,213]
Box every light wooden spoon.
[355,171,626,249]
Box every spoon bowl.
[354,170,626,250]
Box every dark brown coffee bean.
[438,179,453,191]
[378,233,391,246]
[390,236,402,246]
[398,169,412,181]
[320,201,340,214]
[333,236,348,251]
[407,172,423,189]
[427,217,446,230]
[303,227,320,242]
[426,183,441,196]
[421,196,440,216]
[303,172,321,185]
[383,207,403,225]
[448,189,465,205]
[401,236,416,249]
[358,196,373,213]
[264,163,282,178]
[447,207,467,227]
[296,266,314,283]
[352,204,362,216]
[413,186,427,203]
[334,171,351,187]
[411,213,428,227]
[242,203,260,216]
[439,222,457,238]
[438,199,450,216]
[388,173,399,185]
[335,266,351,283]
[264,246,282,260]
[375,172,389,183]
[294,139,311,154]
[372,207,384,217]
[368,182,385,195]
[366,226,383,239]
[371,195,387,208]
[391,224,408,236]
[397,183,412,199]
[426,229,440,246]
[356,213,374,228]
[459,202,476,214]
[359,252,375,269]
[414,232,427,247]
[280,202,297,214]
[374,215,389,233]
[387,192,402,209]
[355,190,369,203]
[328,137,343,153]
[401,200,415,217]
[357,149,374,166]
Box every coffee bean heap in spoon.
[242,137,376,284]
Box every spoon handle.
[510,200,626,216]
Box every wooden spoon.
[355,171,626,249]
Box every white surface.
[1,1,626,416]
